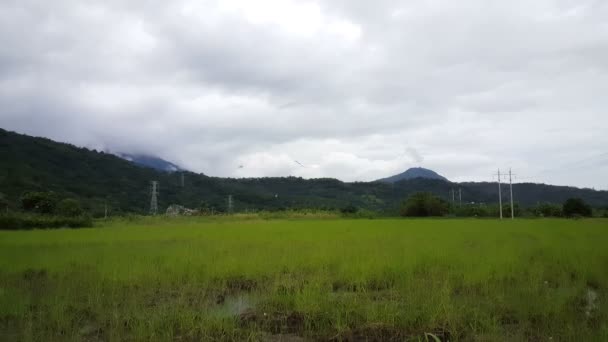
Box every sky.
[1,0,607,189]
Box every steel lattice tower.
[150,181,158,215]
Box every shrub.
[563,198,592,218]
[56,198,84,217]
[0,193,8,212]
[20,191,58,214]
[531,203,563,217]
[400,192,449,217]
[0,213,93,230]
[453,204,490,217]
[340,204,359,214]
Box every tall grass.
[0,218,606,341]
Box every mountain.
[116,153,184,172]
[1,128,607,215]
[377,167,448,183]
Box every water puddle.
[209,294,256,318]
[585,288,598,318]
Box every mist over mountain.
[115,153,184,173]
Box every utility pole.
[459,188,462,207]
[227,195,233,214]
[150,181,158,215]
[104,200,108,219]
[451,188,455,206]
[509,168,514,219]
[497,169,503,220]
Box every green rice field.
[0,217,607,341]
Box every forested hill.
[1,128,607,215]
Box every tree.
[0,193,8,212]
[502,203,521,217]
[563,198,592,217]
[400,192,449,217]
[340,204,358,214]
[20,191,58,214]
[531,203,562,217]
[56,198,83,217]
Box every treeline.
[399,192,604,218]
[0,191,92,230]
[2,128,608,216]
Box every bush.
[20,191,58,214]
[0,213,93,230]
[530,203,563,217]
[563,198,592,218]
[400,192,449,217]
[340,204,359,214]
[56,198,83,217]
[0,193,8,212]
[453,204,490,217]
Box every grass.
[0,217,607,341]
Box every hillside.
[1,128,607,215]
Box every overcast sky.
[1,0,607,188]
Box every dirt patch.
[239,310,306,335]
[331,281,359,293]
[369,291,400,302]
[22,268,47,282]
[216,293,226,304]
[331,278,394,293]
[262,333,308,341]
[145,289,181,308]
[226,276,258,292]
[498,309,520,326]
[329,324,452,342]
[329,323,405,342]
[79,323,103,341]
[365,278,395,291]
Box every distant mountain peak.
[115,153,184,173]
[377,167,448,183]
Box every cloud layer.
[1,0,607,188]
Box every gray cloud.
[1,0,607,189]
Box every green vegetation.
[1,217,606,341]
[563,198,593,218]
[400,192,449,217]
[0,191,91,230]
[0,213,93,230]
[19,191,58,215]
[530,203,564,218]
[55,198,84,218]
[2,128,608,216]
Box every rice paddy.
[0,217,607,341]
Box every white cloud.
[0,0,607,188]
